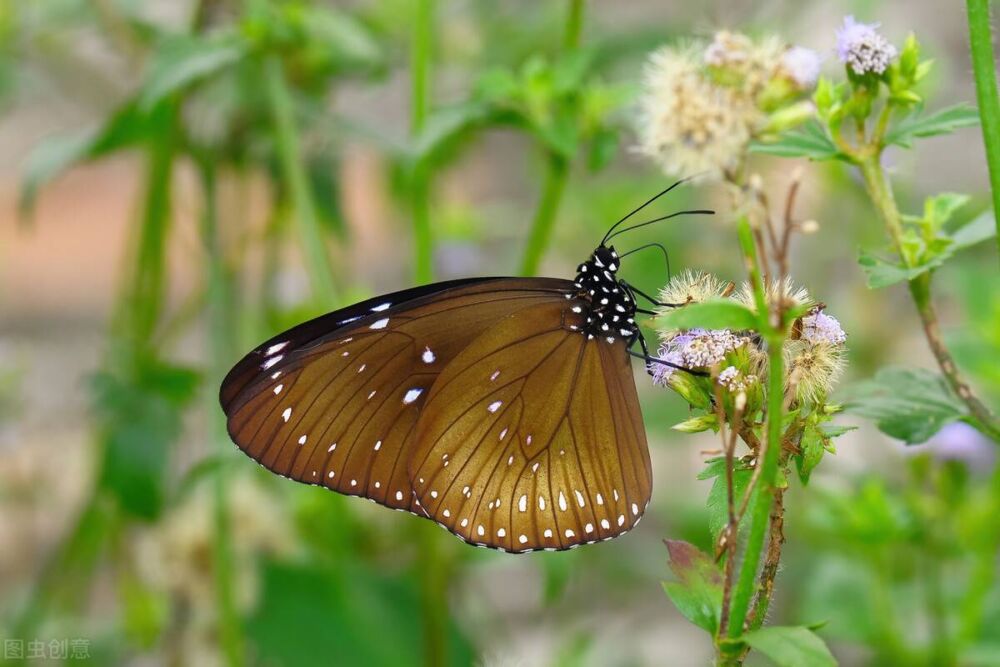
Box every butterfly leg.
[622,280,684,308]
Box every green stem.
[198,163,245,667]
[958,464,1000,645]
[719,219,786,663]
[519,153,569,276]
[965,0,1000,262]
[564,0,585,50]
[416,522,448,667]
[859,157,1000,441]
[264,56,338,304]
[410,0,434,284]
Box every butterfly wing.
[221,278,574,512]
[408,300,652,552]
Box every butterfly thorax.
[570,245,638,344]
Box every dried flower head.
[801,310,847,345]
[735,278,813,314]
[637,46,758,179]
[836,16,897,75]
[779,46,822,89]
[785,340,846,402]
[657,270,730,310]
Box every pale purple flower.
[781,46,822,88]
[835,16,897,75]
[650,329,745,386]
[801,311,847,345]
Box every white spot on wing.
[518,495,527,512]
[575,490,586,508]
[262,355,282,370]
[558,492,567,511]
[265,342,288,355]
[487,400,502,413]
[298,435,307,445]
[422,347,436,364]
[273,384,283,395]
[371,302,391,312]
[403,388,423,404]
[282,407,292,422]
[370,318,389,330]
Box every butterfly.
[220,184,711,553]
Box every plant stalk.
[520,153,569,276]
[198,163,246,667]
[264,56,338,305]
[410,0,434,284]
[859,158,1000,441]
[965,0,1000,262]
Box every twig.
[746,486,786,630]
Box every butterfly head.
[571,245,637,343]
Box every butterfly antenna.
[619,242,671,283]
[601,179,689,245]
[606,209,714,243]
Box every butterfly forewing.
[221,278,574,512]
[408,301,652,552]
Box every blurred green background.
[2,1,999,665]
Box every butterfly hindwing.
[220,278,574,512]
[408,300,652,552]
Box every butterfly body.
[221,244,665,553]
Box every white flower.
[704,31,755,68]
[836,16,897,75]
[780,46,822,89]
[637,46,758,179]
[801,310,847,345]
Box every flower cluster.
[835,16,897,75]
[651,271,848,410]
[637,31,820,180]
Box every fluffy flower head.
[657,270,730,309]
[836,16,897,75]
[637,46,755,179]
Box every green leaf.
[661,540,723,634]
[742,626,836,667]
[857,250,945,288]
[885,104,980,148]
[139,32,247,109]
[20,101,164,215]
[749,120,843,161]
[924,192,969,229]
[949,212,997,250]
[706,464,752,540]
[841,366,968,444]
[656,300,757,331]
[91,358,200,519]
[247,560,473,667]
[796,423,826,484]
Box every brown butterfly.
[220,186,711,553]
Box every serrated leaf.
[841,366,967,444]
[742,626,836,667]
[885,104,980,148]
[656,300,757,331]
[662,540,723,634]
[749,120,843,161]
